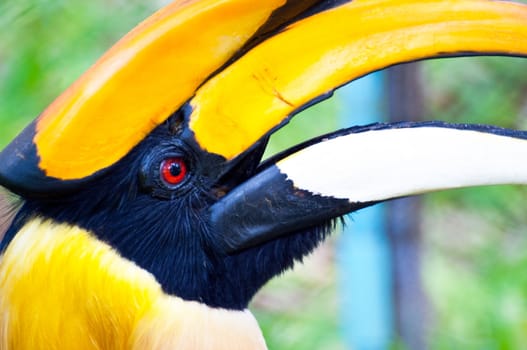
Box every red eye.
[160,157,187,185]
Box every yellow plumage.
[0,219,266,349]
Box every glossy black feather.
[1,120,334,310]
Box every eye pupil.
[160,157,187,185]
[169,162,181,177]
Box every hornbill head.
[2,0,527,312]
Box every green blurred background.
[2,1,527,349]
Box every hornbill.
[1,0,527,348]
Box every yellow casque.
[35,0,286,180]
[189,0,527,159]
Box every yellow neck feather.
[0,219,266,349]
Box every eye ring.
[160,157,187,185]
[139,143,196,199]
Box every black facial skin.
[1,116,333,310]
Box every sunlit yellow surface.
[189,0,527,159]
[35,0,285,180]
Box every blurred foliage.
[0,0,167,148]
[3,1,527,350]
[422,56,527,349]
[253,236,345,350]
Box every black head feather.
[1,118,335,310]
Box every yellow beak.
[188,0,527,159]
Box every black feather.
[1,121,335,310]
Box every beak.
[0,0,297,194]
[187,0,527,160]
[213,122,527,252]
[1,0,527,203]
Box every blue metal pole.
[336,72,393,350]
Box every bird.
[1,0,527,349]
